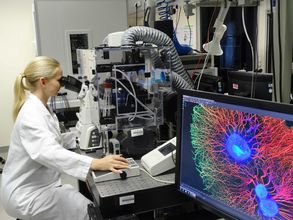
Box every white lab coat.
[0,94,94,220]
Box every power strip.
[92,158,140,183]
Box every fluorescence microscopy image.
[190,104,293,220]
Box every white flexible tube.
[109,77,154,120]
[139,168,175,184]
[112,68,138,121]
[242,7,255,98]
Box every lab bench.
[79,150,191,220]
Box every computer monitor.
[227,71,273,101]
[175,89,293,220]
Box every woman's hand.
[90,155,129,173]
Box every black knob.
[120,171,127,180]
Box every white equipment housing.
[141,137,176,176]
[75,83,101,150]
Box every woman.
[0,56,128,220]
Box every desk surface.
[95,165,174,198]
[83,151,190,219]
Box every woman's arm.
[90,155,129,173]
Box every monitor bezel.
[226,71,273,100]
[175,89,293,220]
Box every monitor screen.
[175,89,293,220]
[227,71,273,101]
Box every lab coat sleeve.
[19,115,93,182]
[61,131,78,149]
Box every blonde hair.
[13,56,60,121]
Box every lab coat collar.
[28,93,61,136]
[28,93,53,117]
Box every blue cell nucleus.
[259,199,279,217]
[255,184,268,199]
[226,133,251,162]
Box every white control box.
[141,137,176,176]
[92,158,140,183]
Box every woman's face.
[44,67,63,97]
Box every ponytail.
[12,74,27,121]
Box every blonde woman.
[0,56,128,220]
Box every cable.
[112,68,138,121]
[207,2,219,43]
[139,168,175,184]
[270,0,277,101]
[134,114,154,120]
[255,7,259,72]
[241,6,255,98]
[109,76,154,121]
[253,8,260,99]
[112,69,156,118]
[110,77,154,118]
[196,53,210,90]
[175,6,182,33]
[241,7,255,72]
[277,0,282,102]
[102,86,112,117]
[143,0,147,26]
[186,17,192,46]
[191,2,218,82]
[111,69,154,121]
[193,70,202,84]
[135,3,138,26]
[144,7,150,26]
